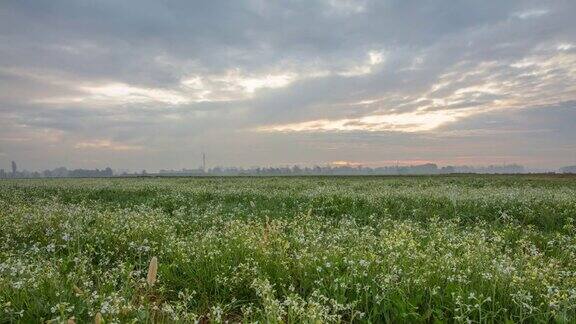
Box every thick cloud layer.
[1,0,575,170]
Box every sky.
[1,0,575,171]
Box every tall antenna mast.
[202,152,206,172]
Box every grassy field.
[1,175,576,323]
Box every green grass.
[1,175,575,323]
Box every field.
[1,175,576,323]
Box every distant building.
[11,161,17,175]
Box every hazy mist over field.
[1,0,575,171]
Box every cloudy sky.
[1,0,575,171]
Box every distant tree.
[53,167,69,177]
[441,166,456,174]
[560,165,576,174]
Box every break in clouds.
[0,0,575,170]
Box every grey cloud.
[1,0,575,170]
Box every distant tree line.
[0,163,113,179]
[158,163,528,176]
[3,162,576,179]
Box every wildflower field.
[1,175,576,323]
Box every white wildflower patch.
[0,176,575,322]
